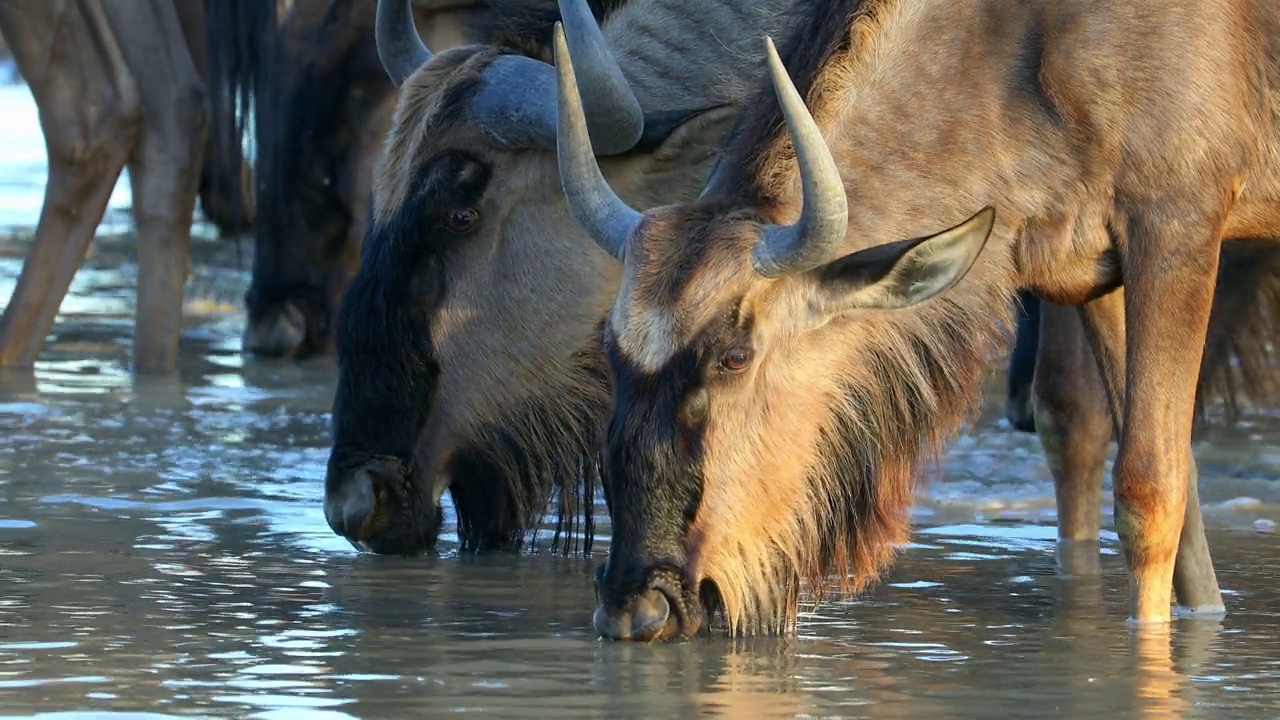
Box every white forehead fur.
[609,263,678,372]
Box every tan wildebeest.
[320,0,799,555]
[554,0,1280,639]
[239,0,608,359]
[0,0,274,374]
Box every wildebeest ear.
[803,207,995,321]
[642,105,739,163]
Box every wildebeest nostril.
[324,470,376,540]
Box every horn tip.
[552,23,573,83]
[552,21,567,55]
[764,36,777,59]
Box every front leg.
[1078,213,1226,622]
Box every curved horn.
[473,0,643,154]
[751,36,849,278]
[376,0,433,87]
[554,22,641,261]
[555,0,643,154]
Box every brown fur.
[579,0,1280,636]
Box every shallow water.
[3,80,1280,718]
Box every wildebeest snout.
[323,456,405,543]
[323,465,375,542]
[242,301,306,358]
[593,586,677,642]
[593,564,696,642]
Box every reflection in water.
[1,80,1279,719]
[0,300,1276,718]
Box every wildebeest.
[0,0,270,374]
[553,0,1280,639]
[322,0,797,556]
[239,0,530,359]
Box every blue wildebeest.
[553,0,1280,639]
[238,0,547,359]
[320,0,798,555]
[0,0,270,374]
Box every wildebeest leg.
[1077,225,1226,622]
[1036,300,1221,607]
[1031,301,1111,576]
[0,0,142,368]
[102,0,209,374]
[1004,290,1040,432]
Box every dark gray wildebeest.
[0,0,272,374]
[554,0,1280,639]
[321,0,798,556]
[238,0,561,360]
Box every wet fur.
[203,0,277,236]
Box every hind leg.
[0,0,141,367]
[103,0,209,374]
[1004,291,1041,432]
[1031,301,1112,575]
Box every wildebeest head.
[323,0,735,555]
[555,33,997,639]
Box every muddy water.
[3,83,1280,718]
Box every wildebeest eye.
[720,347,753,373]
[445,207,479,233]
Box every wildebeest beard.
[696,321,999,638]
[447,341,609,555]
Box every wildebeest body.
[0,0,269,374]
[553,0,1280,639]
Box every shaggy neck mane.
[454,335,611,556]
[716,0,891,208]
[699,0,1022,632]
